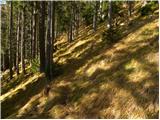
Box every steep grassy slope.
[1,14,159,118]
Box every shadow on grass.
[2,15,158,119]
[1,74,47,118]
[39,34,158,118]
[57,15,158,76]
[1,71,33,95]
[73,35,158,118]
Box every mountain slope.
[1,15,159,119]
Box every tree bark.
[21,3,26,74]
[108,0,112,29]
[39,1,46,72]
[30,19,32,64]
[50,1,55,77]
[32,2,36,59]
[45,1,55,80]
[69,19,73,42]
[67,28,70,42]
[2,53,4,71]
[36,12,39,59]
[128,1,132,17]
[69,3,73,42]
[16,10,20,75]
[30,2,33,64]
[76,3,80,36]
[9,1,13,79]
[46,1,52,80]
[99,0,103,21]
[93,1,98,32]
[4,50,9,71]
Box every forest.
[1,0,159,119]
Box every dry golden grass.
[1,14,159,119]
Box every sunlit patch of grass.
[86,61,113,77]
[0,72,44,102]
[55,33,67,46]
[125,59,150,82]
[49,105,67,118]
[1,66,32,95]
[98,88,147,119]
[1,71,47,118]
[128,70,150,82]
[144,52,159,68]
[55,80,72,88]
[54,22,105,65]
[120,19,158,44]
[75,54,107,76]
[16,94,41,117]
[1,64,31,83]
[54,42,93,64]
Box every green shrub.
[30,59,39,73]
[140,1,159,16]
[81,3,94,25]
[102,28,121,44]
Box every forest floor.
[1,14,159,119]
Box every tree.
[108,0,112,29]
[50,1,55,75]
[36,7,39,59]
[32,1,36,59]
[39,1,46,72]
[9,1,13,79]
[75,2,80,36]
[46,1,55,80]
[69,2,73,42]
[128,1,132,17]
[99,0,103,21]
[16,9,20,75]
[93,1,98,32]
[46,1,56,80]
[21,2,26,74]
[1,5,9,71]
[30,2,33,64]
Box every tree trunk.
[45,1,55,80]
[9,1,13,79]
[32,2,36,59]
[76,3,80,36]
[99,0,103,21]
[30,2,33,64]
[46,1,52,80]
[39,1,46,72]
[77,2,80,29]
[73,4,76,40]
[36,12,39,59]
[13,53,16,71]
[50,1,55,77]
[67,28,70,42]
[30,19,32,64]
[108,0,112,29]
[69,3,73,42]
[2,53,4,71]
[128,1,132,17]
[16,10,20,75]
[69,19,73,42]
[4,50,9,71]
[54,11,57,39]
[21,3,26,74]
[93,2,98,32]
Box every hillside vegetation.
[1,9,159,119]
